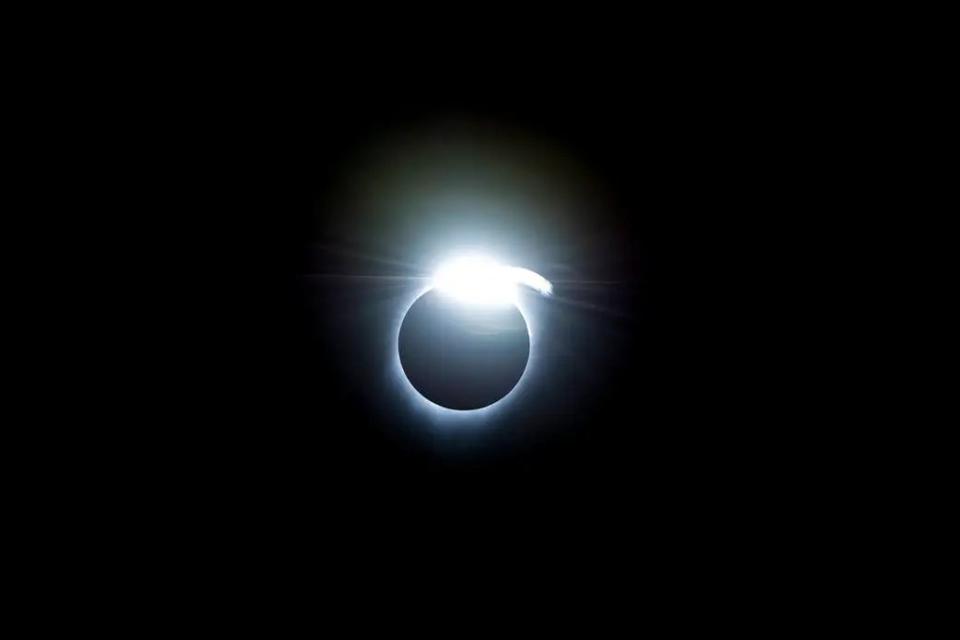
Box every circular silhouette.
[398,289,530,410]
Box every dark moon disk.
[398,289,530,410]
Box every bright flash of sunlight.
[431,255,552,305]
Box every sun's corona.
[394,256,553,414]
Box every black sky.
[143,49,812,530]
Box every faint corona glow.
[432,255,552,306]
[390,255,552,425]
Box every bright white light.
[433,256,515,305]
[507,267,553,297]
[432,256,552,305]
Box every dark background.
[28,13,892,611]
[29,16,909,615]
[146,53,810,535]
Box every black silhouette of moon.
[398,289,530,410]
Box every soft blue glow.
[389,274,547,426]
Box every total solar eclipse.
[397,256,552,411]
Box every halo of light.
[389,255,551,425]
